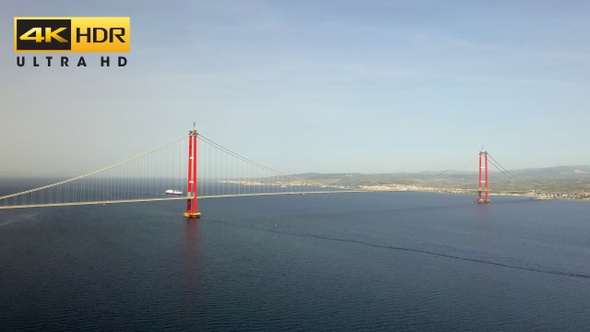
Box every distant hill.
[296,165,590,193]
[510,166,590,180]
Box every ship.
[165,189,183,195]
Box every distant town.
[356,183,590,201]
[294,165,590,201]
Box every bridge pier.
[477,150,490,203]
[184,126,201,218]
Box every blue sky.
[1,0,589,176]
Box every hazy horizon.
[1,164,589,180]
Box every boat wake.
[304,233,590,280]
[209,218,590,281]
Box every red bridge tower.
[184,125,201,218]
[477,149,490,203]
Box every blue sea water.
[1,191,589,331]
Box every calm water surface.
[1,191,589,331]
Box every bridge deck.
[0,189,535,210]
[0,190,374,210]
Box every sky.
[1,0,589,177]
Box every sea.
[1,188,590,331]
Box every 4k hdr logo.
[14,17,130,52]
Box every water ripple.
[211,218,590,280]
[0,212,37,226]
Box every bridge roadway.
[0,190,375,210]
[0,188,535,210]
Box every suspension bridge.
[0,125,533,217]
